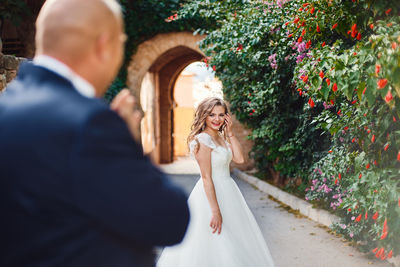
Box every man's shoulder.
[1,63,113,129]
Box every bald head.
[35,0,125,96]
[36,0,122,58]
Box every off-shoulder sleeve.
[189,133,216,157]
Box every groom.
[0,0,189,266]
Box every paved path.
[158,158,392,267]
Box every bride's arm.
[225,114,245,164]
[195,143,223,234]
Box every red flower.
[376,248,384,259]
[322,42,326,47]
[366,163,370,169]
[374,160,377,166]
[310,7,315,14]
[371,135,375,143]
[308,98,315,108]
[352,138,356,143]
[384,144,389,151]
[288,33,293,38]
[306,40,312,49]
[380,231,388,240]
[338,173,342,179]
[397,151,400,161]
[388,250,393,259]
[351,99,357,104]
[328,150,333,153]
[367,129,371,133]
[337,109,342,116]
[362,87,367,95]
[344,126,348,131]
[375,64,381,74]
[319,71,324,79]
[332,23,338,30]
[394,116,397,122]
[297,88,303,96]
[326,78,330,86]
[302,75,308,83]
[302,28,306,36]
[383,218,388,232]
[348,208,352,212]
[334,178,338,185]
[398,197,400,207]
[294,17,300,24]
[298,36,303,43]
[372,248,378,253]
[332,83,338,92]
[359,173,362,179]
[351,23,357,38]
[365,211,368,219]
[356,33,361,40]
[385,8,392,15]
[303,3,310,7]
[355,214,362,222]
[212,65,216,71]
[381,252,387,261]
[330,99,334,105]
[372,211,379,220]
[237,43,243,51]
[369,24,374,30]
[385,90,393,103]
[316,25,320,33]
[377,79,388,89]
[392,42,398,50]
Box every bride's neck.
[203,127,219,137]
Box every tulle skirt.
[156,176,276,267]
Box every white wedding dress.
[157,132,276,267]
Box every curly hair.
[187,97,229,153]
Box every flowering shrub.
[179,0,330,189]
[180,0,400,260]
[292,0,400,258]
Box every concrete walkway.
[159,157,393,267]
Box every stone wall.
[0,53,25,92]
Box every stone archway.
[127,32,204,164]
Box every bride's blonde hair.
[187,97,229,153]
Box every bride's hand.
[210,211,223,234]
[224,113,233,136]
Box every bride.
[157,97,276,267]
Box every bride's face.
[205,105,226,131]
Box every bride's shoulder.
[191,132,215,149]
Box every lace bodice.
[189,132,232,178]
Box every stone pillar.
[0,53,25,93]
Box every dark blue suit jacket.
[0,63,190,267]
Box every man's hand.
[111,89,142,142]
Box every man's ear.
[95,32,111,62]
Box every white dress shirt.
[33,55,96,98]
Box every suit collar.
[33,55,96,98]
